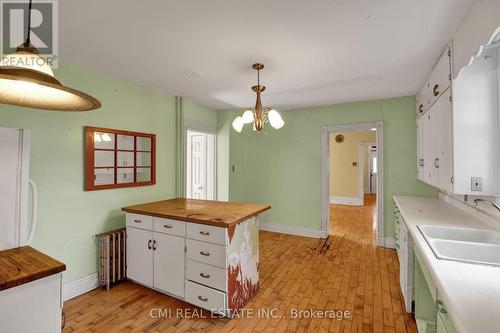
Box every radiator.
[97,228,126,291]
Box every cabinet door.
[428,45,452,107]
[126,227,153,287]
[421,112,434,185]
[416,116,425,181]
[436,89,453,192]
[153,232,185,298]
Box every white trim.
[259,223,327,238]
[184,124,217,200]
[358,142,365,205]
[63,272,99,301]
[321,122,384,243]
[329,196,363,206]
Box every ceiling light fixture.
[0,0,101,111]
[232,63,283,133]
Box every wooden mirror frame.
[84,126,156,191]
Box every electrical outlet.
[471,177,483,192]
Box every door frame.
[320,122,385,246]
[183,123,217,200]
[366,141,377,194]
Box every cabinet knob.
[418,104,423,113]
[199,231,210,236]
[147,240,152,250]
[198,296,208,302]
[200,251,210,256]
[200,273,210,279]
[434,158,440,168]
[164,225,173,229]
[433,84,440,96]
[153,240,157,250]
[134,219,142,223]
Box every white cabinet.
[416,38,499,195]
[153,232,185,297]
[126,218,185,296]
[0,274,63,333]
[125,212,260,316]
[126,227,153,287]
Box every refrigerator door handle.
[27,179,38,245]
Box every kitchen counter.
[394,195,500,333]
[0,246,66,291]
[122,198,271,228]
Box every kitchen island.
[122,198,270,316]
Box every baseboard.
[329,196,363,206]
[259,222,327,238]
[383,236,396,249]
[63,272,99,301]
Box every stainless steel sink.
[417,225,500,267]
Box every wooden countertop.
[0,246,66,292]
[122,198,271,228]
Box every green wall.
[223,96,438,237]
[0,62,218,283]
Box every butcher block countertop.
[0,246,65,291]
[122,198,271,228]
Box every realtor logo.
[1,0,58,66]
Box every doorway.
[321,122,385,246]
[185,126,216,200]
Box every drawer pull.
[200,273,210,279]
[163,225,173,229]
[200,251,210,256]
[134,219,142,223]
[433,84,439,96]
[418,104,423,113]
[147,240,152,250]
[153,240,157,251]
[198,296,208,302]
[199,231,210,236]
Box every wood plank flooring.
[63,195,416,332]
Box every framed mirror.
[85,126,156,191]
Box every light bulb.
[241,109,254,124]
[94,133,102,142]
[101,133,112,142]
[232,116,244,133]
[268,109,284,129]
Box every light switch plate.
[471,177,483,192]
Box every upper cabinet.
[417,25,500,195]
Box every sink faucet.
[473,198,500,214]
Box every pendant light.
[0,0,101,111]
[232,63,284,133]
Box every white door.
[186,130,216,200]
[126,227,153,287]
[191,134,207,199]
[153,233,185,298]
[368,148,378,194]
[436,89,453,192]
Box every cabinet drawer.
[186,239,227,268]
[186,260,227,292]
[126,213,153,230]
[187,223,227,246]
[185,280,226,313]
[153,217,186,237]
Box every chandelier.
[232,63,284,132]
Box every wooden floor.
[63,195,416,332]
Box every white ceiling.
[59,0,476,110]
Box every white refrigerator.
[0,127,38,250]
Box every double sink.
[418,225,500,267]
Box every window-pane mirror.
[85,126,156,190]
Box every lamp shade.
[232,116,244,133]
[268,109,284,129]
[241,109,254,124]
[0,50,101,111]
